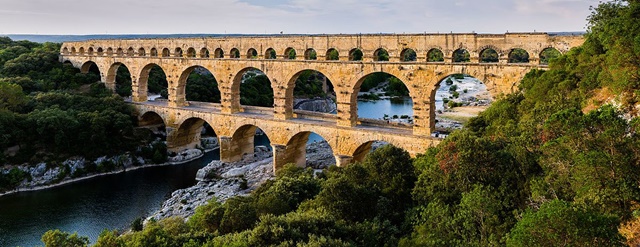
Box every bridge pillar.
[274,96,293,120]
[271,143,305,172]
[335,155,353,167]
[336,100,356,127]
[219,134,254,163]
[131,78,147,102]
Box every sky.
[0,0,603,35]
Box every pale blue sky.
[0,0,602,34]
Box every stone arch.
[78,47,85,55]
[97,47,104,56]
[278,131,336,169]
[150,48,158,57]
[284,47,296,59]
[508,48,530,63]
[247,48,258,59]
[70,47,77,55]
[137,63,168,102]
[351,141,401,163]
[126,47,134,56]
[326,48,339,60]
[352,71,414,129]
[427,48,444,62]
[479,46,499,63]
[231,67,274,109]
[62,47,69,55]
[452,48,470,63]
[222,124,271,162]
[162,48,170,57]
[373,48,389,61]
[106,48,113,56]
[107,62,132,96]
[200,48,210,58]
[230,48,240,58]
[265,48,276,59]
[138,47,146,56]
[169,117,218,152]
[186,47,196,57]
[214,48,224,58]
[87,47,94,56]
[116,48,124,56]
[349,48,363,61]
[175,47,183,57]
[284,69,337,119]
[176,65,221,105]
[138,110,167,128]
[80,60,100,74]
[540,47,561,65]
[304,48,317,60]
[401,48,417,62]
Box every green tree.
[41,229,89,247]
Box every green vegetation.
[453,49,470,62]
[428,49,444,62]
[358,72,410,99]
[240,71,274,107]
[185,71,221,103]
[480,48,499,63]
[293,70,332,98]
[540,48,561,65]
[508,48,530,63]
[350,49,363,61]
[327,49,339,60]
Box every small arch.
[214,48,224,58]
[78,47,85,55]
[138,48,146,56]
[326,48,339,60]
[71,47,77,55]
[508,48,530,63]
[427,48,444,62]
[247,48,258,59]
[227,124,271,162]
[373,48,389,62]
[175,47,183,57]
[186,47,196,58]
[349,48,363,61]
[162,48,170,57]
[453,49,470,63]
[62,47,69,55]
[230,48,240,58]
[97,47,104,56]
[138,111,167,129]
[127,47,135,56]
[150,48,157,57]
[107,62,132,97]
[540,47,561,65]
[400,48,417,62]
[304,48,317,60]
[200,48,210,58]
[87,47,94,56]
[285,47,296,59]
[479,48,499,63]
[265,48,276,59]
[116,48,124,56]
[107,48,114,56]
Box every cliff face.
[294,98,337,113]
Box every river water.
[0,100,413,247]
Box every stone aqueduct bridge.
[60,33,584,169]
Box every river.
[0,100,412,247]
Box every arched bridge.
[60,33,584,169]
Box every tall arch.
[427,48,444,62]
[265,48,276,59]
[137,63,168,102]
[352,72,413,129]
[373,48,389,61]
[176,65,221,105]
[231,67,274,109]
[285,69,336,119]
[107,62,132,96]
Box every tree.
[41,229,89,247]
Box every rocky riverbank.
[149,140,338,221]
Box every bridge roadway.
[134,99,435,169]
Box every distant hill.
[4,32,585,43]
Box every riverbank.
[0,147,216,198]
